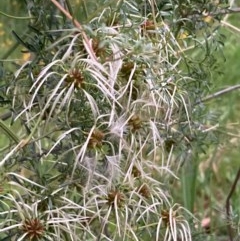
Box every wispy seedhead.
[0,0,226,240]
[87,128,105,149]
[106,189,125,208]
[21,218,45,241]
[137,182,151,198]
[65,68,85,89]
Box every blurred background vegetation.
[0,1,239,240]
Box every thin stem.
[0,111,12,121]
[0,119,19,144]
[196,84,240,104]
[187,8,240,20]
[208,7,240,17]
[0,10,34,20]
[0,29,29,59]
[50,0,97,60]
[64,0,73,16]
[226,167,240,241]
[221,20,240,34]
[84,0,118,23]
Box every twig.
[226,167,240,241]
[208,7,240,17]
[50,0,97,61]
[188,8,240,20]
[196,84,240,104]
[221,20,240,34]
[0,10,34,20]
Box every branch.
[196,84,240,104]
[221,20,240,34]
[210,7,240,17]
[226,167,240,241]
[185,8,240,23]
[0,10,34,20]
[50,0,97,61]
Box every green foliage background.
[0,0,239,240]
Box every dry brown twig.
[50,0,97,61]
